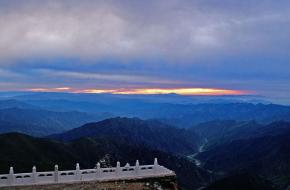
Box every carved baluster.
[96,162,101,178]
[75,163,81,181]
[8,167,14,186]
[32,166,37,184]
[54,165,59,183]
[116,161,121,177]
[135,160,140,176]
[154,158,159,173]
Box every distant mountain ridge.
[160,103,290,127]
[0,99,37,109]
[1,93,288,128]
[0,107,110,136]
[50,117,203,155]
[191,120,290,148]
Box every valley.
[187,138,208,167]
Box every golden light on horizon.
[79,88,248,96]
[27,87,249,96]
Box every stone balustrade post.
[32,166,37,183]
[8,167,14,186]
[116,161,121,177]
[154,158,159,173]
[135,160,140,176]
[96,162,101,178]
[75,163,81,181]
[54,165,59,183]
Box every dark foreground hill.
[197,132,290,189]
[50,117,203,155]
[186,120,290,190]
[0,132,211,190]
[204,173,276,190]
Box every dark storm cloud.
[1,0,290,60]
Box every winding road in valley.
[188,138,208,167]
[188,138,210,190]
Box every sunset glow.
[28,87,249,96]
[81,88,248,95]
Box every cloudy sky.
[0,0,289,102]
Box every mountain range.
[0,116,290,189]
[1,92,289,126]
[0,92,290,189]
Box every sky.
[0,0,290,102]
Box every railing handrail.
[0,158,175,187]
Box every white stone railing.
[0,158,174,187]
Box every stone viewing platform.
[0,158,176,188]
